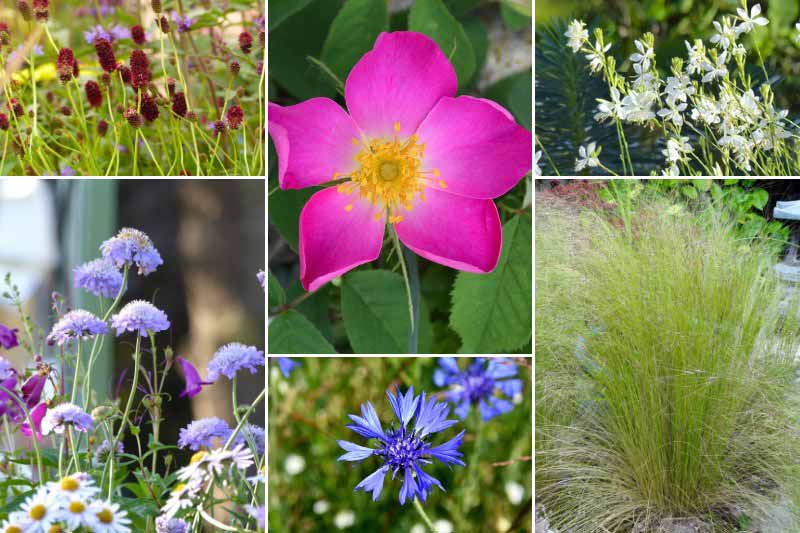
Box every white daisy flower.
[85,500,131,533]
[53,498,96,530]
[17,488,61,530]
[1,514,31,533]
[48,473,100,502]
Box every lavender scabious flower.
[41,402,93,435]
[0,324,18,349]
[48,310,108,346]
[74,258,124,298]
[206,343,264,381]
[276,357,300,378]
[233,423,265,455]
[100,227,163,275]
[84,24,130,44]
[178,417,231,450]
[155,515,187,533]
[111,300,170,337]
[0,356,14,379]
[337,387,466,505]
[169,10,193,32]
[93,438,124,464]
[257,270,265,290]
[434,357,522,421]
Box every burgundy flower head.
[7,98,22,117]
[56,48,75,84]
[166,77,176,97]
[118,64,131,84]
[238,31,253,54]
[226,105,243,130]
[151,0,161,13]
[124,107,142,128]
[159,16,169,33]
[229,61,240,75]
[141,93,159,122]
[17,0,31,21]
[60,105,72,116]
[131,24,146,46]
[213,120,226,136]
[97,119,109,136]
[0,113,8,131]
[94,38,117,73]
[32,0,47,21]
[130,50,150,90]
[85,80,102,108]
[73,58,79,78]
[171,91,187,117]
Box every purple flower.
[0,324,19,350]
[337,387,465,504]
[276,357,300,378]
[206,343,264,381]
[74,258,124,298]
[59,164,76,176]
[48,309,108,346]
[178,417,231,450]
[111,300,170,337]
[257,270,265,290]
[8,44,44,64]
[245,505,265,529]
[0,375,19,420]
[20,402,46,441]
[93,438,124,463]
[41,402,93,435]
[100,227,163,275]
[156,516,187,533]
[176,357,214,398]
[0,357,14,380]
[83,24,131,45]
[170,10,193,33]
[434,357,521,421]
[233,423,265,454]
[21,371,47,408]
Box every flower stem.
[390,228,418,353]
[412,499,437,533]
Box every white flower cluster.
[1,473,130,533]
[565,2,795,175]
[161,445,254,519]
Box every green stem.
[108,335,142,497]
[0,385,45,484]
[390,228,417,353]
[412,499,437,533]
[402,244,420,354]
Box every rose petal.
[345,31,457,139]
[416,96,532,199]
[299,186,385,291]
[395,188,501,273]
[268,98,361,189]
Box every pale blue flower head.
[178,417,231,450]
[111,300,170,337]
[48,310,108,346]
[101,227,163,275]
[207,343,264,381]
[74,258,124,298]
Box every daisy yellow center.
[190,451,208,464]
[49,527,64,533]
[172,483,186,494]
[68,501,85,513]
[29,504,47,520]
[60,477,79,491]
[338,122,444,224]
[96,508,114,524]
[6,526,22,533]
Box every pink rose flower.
[269,31,531,291]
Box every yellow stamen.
[60,477,79,492]
[393,122,401,133]
[97,508,114,524]
[49,526,64,533]
[373,212,382,221]
[389,215,404,224]
[7,526,22,533]
[351,138,360,145]
[190,451,208,464]
[29,504,46,520]
[438,180,447,189]
[68,501,85,513]
[344,204,353,212]
[433,168,440,177]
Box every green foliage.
[536,195,800,530]
[268,357,533,532]
[268,270,285,308]
[450,215,532,353]
[409,0,477,89]
[321,0,389,83]
[269,309,337,354]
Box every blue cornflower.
[233,423,265,455]
[74,258,124,298]
[111,300,170,337]
[170,11,193,33]
[434,357,522,421]
[48,310,108,346]
[100,227,163,275]
[177,417,231,450]
[206,343,264,381]
[276,357,300,378]
[337,387,465,505]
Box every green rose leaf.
[268,270,285,308]
[409,0,476,89]
[450,215,532,353]
[269,0,315,31]
[321,0,388,83]
[269,309,337,354]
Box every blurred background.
[268,357,532,532]
[0,178,265,464]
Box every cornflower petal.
[354,464,389,500]
[337,440,375,462]
[425,429,466,467]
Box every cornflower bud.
[238,31,253,54]
[94,38,117,73]
[85,80,102,108]
[226,105,243,130]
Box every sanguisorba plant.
[537,195,800,530]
